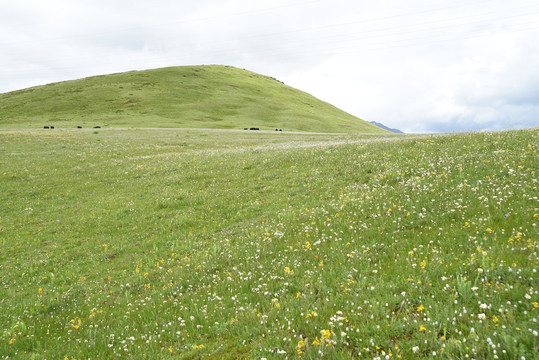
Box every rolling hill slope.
[0,65,387,133]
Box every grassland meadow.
[0,127,537,359]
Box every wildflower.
[478,313,486,320]
[297,339,305,357]
[38,288,43,294]
[417,305,425,312]
[70,318,82,330]
[192,344,204,350]
[321,329,332,341]
[284,267,294,275]
[419,325,426,332]
[412,346,419,353]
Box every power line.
[1,3,537,68]
[0,1,538,82]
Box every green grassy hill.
[0,65,387,133]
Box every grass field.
[0,66,386,134]
[0,127,537,359]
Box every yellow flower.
[321,329,332,341]
[419,325,426,332]
[284,267,294,275]
[70,318,82,330]
[297,339,305,356]
[417,305,425,312]
[38,288,43,294]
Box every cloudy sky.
[1,0,538,133]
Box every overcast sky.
[1,0,538,133]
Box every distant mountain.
[0,65,390,134]
[369,121,404,134]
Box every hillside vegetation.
[0,65,386,133]
[0,128,537,359]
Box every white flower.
[480,304,488,309]
[412,346,419,353]
[276,349,286,354]
[478,313,486,320]
[525,294,531,300]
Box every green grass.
[0,65,387,134]
[0,128,537,359]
